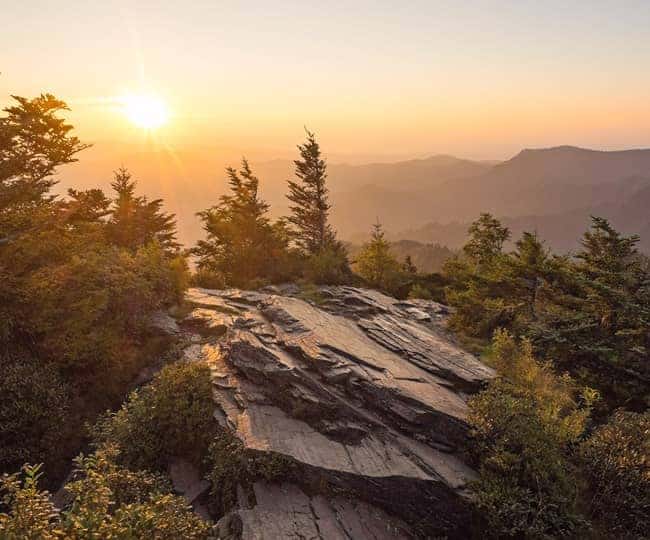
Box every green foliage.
[0,353,70,476]
[0,449,210,539]
[193,160,295,288]
[402,254,417,274]
[580,410,650,538]
[107,168,180,254]
[445,214,649,412]
[355,222,402,293]
[206,435,294,516]
[0,94,89,237]
[407,283,432,300]
[286,130,337,255]
[443,214,517,337]
[468,330,595,538]
[303,243,351,285]
[463,213,510,268]
[0,93,188,482]
[191,267,227,290]
[90,361,216,471]
[530,217,650,410]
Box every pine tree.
[444,214,515,337]
[356,222,401,291]
[463,212,510,267]
[286,130,336,254]
[63,188,111,226]
[508,231,550,322]
[530,217,650,410]
[402,255,417,275]
[1,94,89,241]
[107,168,178,253]
[193,160,290,286]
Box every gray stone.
[184,286,494,538]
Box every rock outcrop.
[182,286,494,539]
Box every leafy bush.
[0,353,70,476]
[304,245,351,285]
[90,361,216,471]
[580,410,650,538]
[192,267,227,290]
[407,283,433,300]
[468,330,595,538]
[0,447,211,539]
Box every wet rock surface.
[182,286,494,539]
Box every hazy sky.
[2,0,650,160]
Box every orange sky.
[2,1,650,161]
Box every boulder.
[182,286,494,539]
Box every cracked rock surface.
[182,286,494,539]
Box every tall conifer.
[286,130,335,254]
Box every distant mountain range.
[60,144,650,253]
[332,146,650,252]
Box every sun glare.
[120,93,169,130]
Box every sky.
[2,0,650,161]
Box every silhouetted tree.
[402,254,417,275]
[107,168,178,253]
[1,94,89,239]
[286,130,336,254]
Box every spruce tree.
[286,130,336,254]
[463,212,510,267]
[107,168,178,253]
[1,94,89,241]
[193,160,290,286]
[356,222,401,291]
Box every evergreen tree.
[402,254,417,275]
[1,94,89,240]
[355,222,401,291]
[107,168,178,253]
[444,214,515,338]
[63,188,111,228]
[193,160,291,286]
[531,217,650,409]
[286,130,336,254]
[463,212,510,267]
[508,231,550,323]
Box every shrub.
[468,330,595,538]
[304,245,351,285]
[580,410,650,538]
[0,449,211,539]
[0,352,71,476]
[90,361,216,471]
[192,268,227,290]
[407,283,432,300]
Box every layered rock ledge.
[182,286,494,539]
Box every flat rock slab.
[184,286,494,538]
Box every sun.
[120,93,169,130]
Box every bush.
[0,353,71,476]
[407,283,432,300]
[192,268,227,290]
[90,361,216,471]
[0,448,211,539]
[304,245,351,285]
[467,330,595,538]
[580,410,650,538]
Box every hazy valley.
[61,144,650,254]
